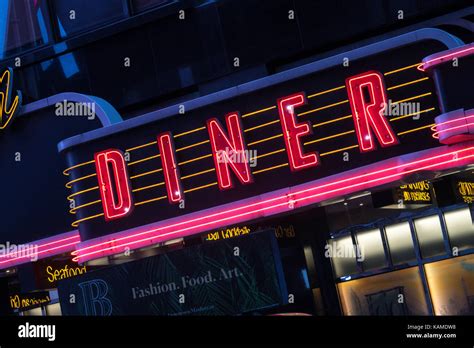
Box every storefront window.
[424,254,474,315]
[414,215,446,259]
[51,0,127,38]
[337,267,429,315]
[0,0,52,59]
[328,236,358,278]
[45,303,62,315]
[132,0,173,13]
[356,229,387,271]
[444,208,474,251]
[384,222,416,265]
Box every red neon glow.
[431,114,474,144]
[157,132,183,204]
[73,144,474,263]
[418,44,474,71]
[277,92,319,171]
[207,112,253,190]
[94,149,133,221]
[0,232,80,269]
[346,71,398,153]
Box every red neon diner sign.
[95,70,399,221]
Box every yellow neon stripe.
[69,199,101,214]
[184,182,218,193]
[389,107,435,122]
[304,130,355,146]
[244,119,280,132]
[130,168,163,180]
[128,154,161,166]
[320,145,359,157]
[397,123,435,136]
[176,140,210,152]
[135,195,168,206]
[66,173,97,188]
[384,63,421,76]
[307,85,345,99]
[392,92,432,105]
[253,163,288,175]
[247,134,282,147]
[242,106,276,118]
[181,168,215,180]
[126,141,156,152]
[72,213,104,227]
[67,186,99,201]
[387,77,429,91]
[313,114,352,128]
[178,154,213,166]
[297,100,349,117]
[132,182,165,193]
[63,160,95,176]
[251,148,286,161]
[174,126,206,138]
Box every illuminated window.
[337,267,429,315]
[424,254,474,315]
[414,215,446,258]
[45,303,62,316]
[328,236,358,278]
[0,0,52,59]
[444,208,474,251]
[51,0,127,38]
[356,229,387,271]
[132,0,173,13]
[384,222,416,265]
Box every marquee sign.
[60,36,474,262]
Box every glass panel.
[337,267,429,315]
[327,236,358,278]
[51,0,127,38]
[414,215,446,258]
[444,208,474,251]
[45,303,62,316]
[22,307,43,316]
[0,0,51,59]
[424,254,474,315]
[356,229,387,271]
[132,0,172,13]
[385,222,416,265]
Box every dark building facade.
[0,0,473,316]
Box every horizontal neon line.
[297,100,349,117]
[67,186,99,201]
[392,92,432,105]
[320,145,359,156]
[247,134,282,147]
[253,163,289,174]
[135,195,168,206]
[72,213,104,228]
[244,119,280,132]
[128,154,160,166]
[383,62,421,76]
[132,182,165,193]
[126,141,157,152]
[241,106,276,118]
[313,114,352,128]
[130,168,163,180]
[69,199,101,214]
[65,173,96,188]
[63,160,95,176]
[397,123,435,136]
[176,140,209,152]
[178,153,213,166]
[304,130,355,146]
[389,107,435,122]
[73,145,474,262]
[174,126,206,138]
[184,182,218,193]
[386,77,429,91]
[251,148,286,161]
[307,85,345,99]
[181,168,215,180]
